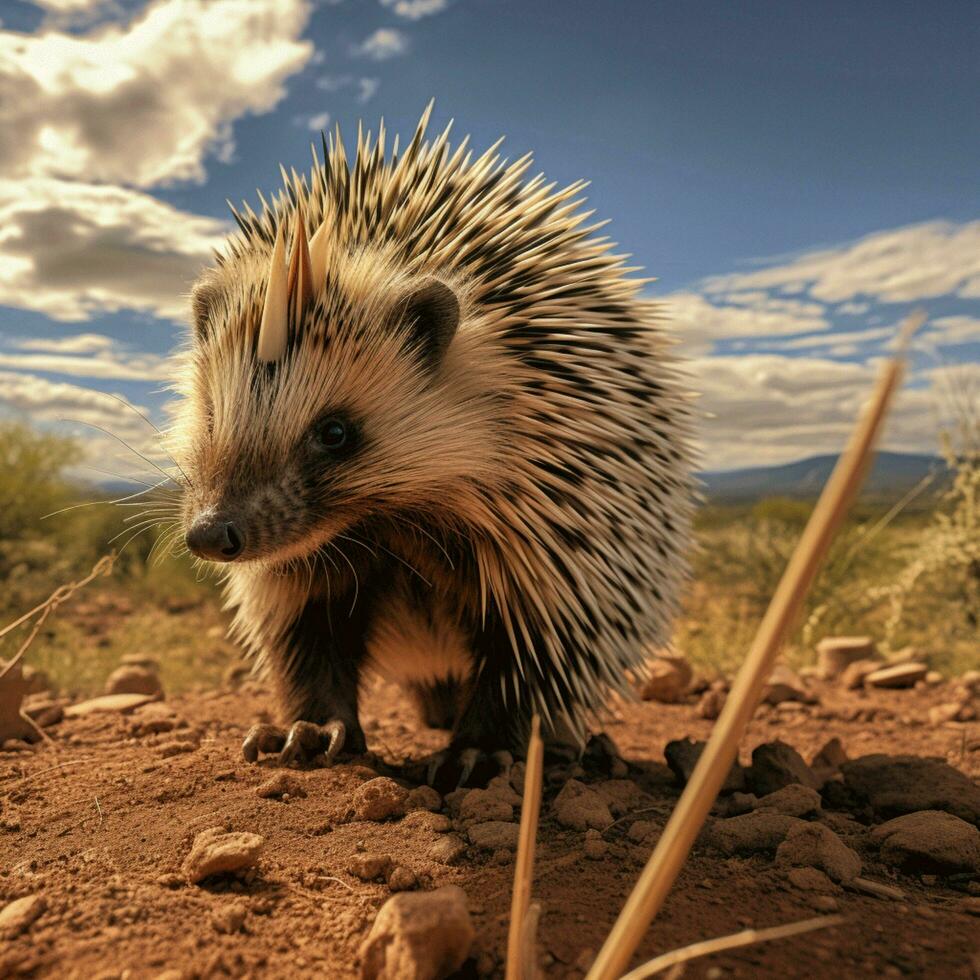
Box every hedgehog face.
[174,235,503,568]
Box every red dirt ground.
[1,675,977,979]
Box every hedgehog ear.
[398,277,460,369]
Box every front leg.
[243,586,372,766]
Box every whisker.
[60,418,183,489]
[41,476,175,521]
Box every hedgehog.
[170,104,695,786]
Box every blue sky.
[0,0,977,473]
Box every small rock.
[924,670,944,685]
[22,698,63,727]
[786,867,838,893]
[929,702,965,726]
[775,823,862,884]
[182,827,264,884]
[457,789,513,826]
[839,658,882,690]
[387,866,418,892]
[0,895,46,938]
[352,777,408,822]
[754,784,822,818]
[638,655,692,703]
[428,835,467,865]
[817,636,875,679]
[552,780,613,831]
[706,812,806,856]
[761,665,813,705]
[870,811,980,875]
[583,829,608,859]
[811,738,848,780]
[359,885,474,980]
[210,901,247,934]
[403,810,452,833]
[960,670,980,694]
[485,775,522,806]
[841,754,980,824]
[864,662,929,689]
[748,741,819,796]
[594,779,644,816]
[406,785,443,813]
[104,665,163,698]
[349,852,393,881]
[717,791,758,817]
[664,738,745,793]
[696,687,726,720]
[64,693,156,717]
[255,772,306,799]
[627,820,658,844]
[807,895,839,913]
[467,821,520,851]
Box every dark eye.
[312,417,349,452]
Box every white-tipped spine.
[257,221,288,362]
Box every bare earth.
[1,673,978,979]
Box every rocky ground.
[0,651,978,979]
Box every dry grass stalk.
[0,552,116,677]
[586,310,923,980]
[506,714,544,980]
[619,914,844,979]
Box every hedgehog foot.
[242,719,349,766]
[424,745,513,791]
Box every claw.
[456,746,482,788]
[242,723,287,763]
[423,744,508,790]
[243,719,349,766]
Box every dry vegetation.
[1,418,976,694]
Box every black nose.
[185,515,245,562]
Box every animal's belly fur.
[366,592,473,687]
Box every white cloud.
[0,348,169,382]
[355,27,408,60]
[660,291,829,354]
[358,77,381,102]
[0,0,313,188]
[316,74,380,102]
[692,353,975,470]
[761,324,897,352]
[380,0,449,19]
[0,177,228,321]
[704,221,980,305]
[10,332,114,354]
[306,111,332,131]
[925,316,980,348]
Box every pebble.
[664,738,745,793]
[210,901,247,934]
[64,693,157,717]
[869,811,980,874]
[255,772,307,799]
[706,812,806,856]
[594,779,644,816]
[817,636,876,679]
[627,820,658,844]
[359,885,474,980]
[22,698,64,728]
[467,821,520,851]
[387,866,418,892]
[403,810,452,834]
[839,658,882,690]
[457,789,514,826]
[351,777,408,822]
[104,665,163,698]
[428,835,467,865]
[552,780,613,831]
[807,894,839,913]
[841,754,980,823]
[583,828,608,859]
[0,895,46,938]
[748,741,819,795]
[865,662,929,689]
[349,852,394,881]
[405,785,443,813]
[182,827,265,884]
[786,866,838,893]
[928,701,974,725]
[775,823,862,884]
[696,687,726,720]
[761,665,813,705]
[754,784,822,818]
[638,655,692,703]
[485,775,522,807]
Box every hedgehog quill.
[169,105,695,787]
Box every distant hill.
[701,451,947,502]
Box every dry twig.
[506,714,544,980]
[586,311,924,980]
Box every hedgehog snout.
[185,510,246,562]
